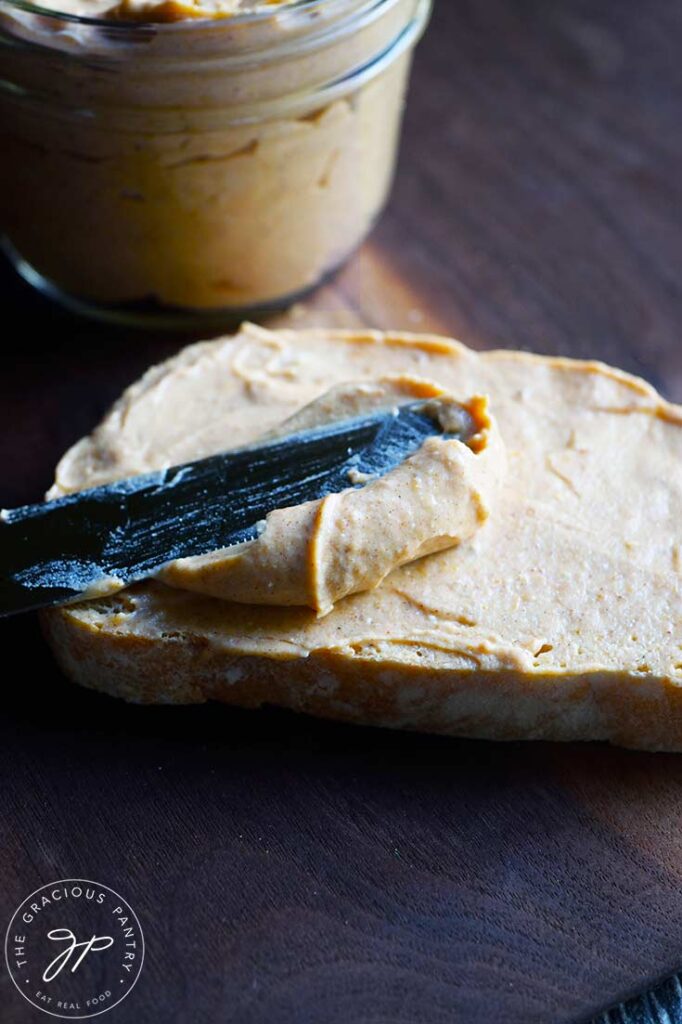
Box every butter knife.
[0,401,468,617]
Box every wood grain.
[1,1,682,1021]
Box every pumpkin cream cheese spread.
[0,0,421,311]
[157,384,502,614]
[43,324,682,750]
[109,0,292,21]
[34,0,296,21]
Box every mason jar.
[0,0,432,327]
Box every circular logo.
[5,879,144,1019]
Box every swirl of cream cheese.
[156,378,506,615]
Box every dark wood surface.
[2,1,682,1021]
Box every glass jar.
[0,0,432,327]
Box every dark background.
[2,1,682,1021]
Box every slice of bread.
[42,324,682,750]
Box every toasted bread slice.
[42,324,682,750]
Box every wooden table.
[2,1,681,1021]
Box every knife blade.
[0,400,469,618]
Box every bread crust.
[42,601,682,750]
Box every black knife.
[0,400,470,617]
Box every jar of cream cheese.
[0,0,432,326]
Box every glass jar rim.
[0,0,431,116]
[0,0,422,76]
[0,0,366,31]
